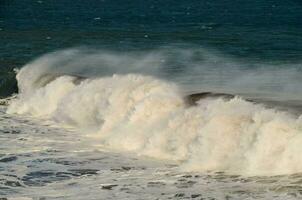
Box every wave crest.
[7,49,302,176]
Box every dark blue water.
[1,0,302,97]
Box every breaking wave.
[6,48,302,176]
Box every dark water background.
[1,0,302,97]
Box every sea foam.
[7,49,302,176]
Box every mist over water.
[14,47,302,102]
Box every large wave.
[7,48,302,176]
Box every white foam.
[7,49,302,176]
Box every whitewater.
[6,48,302,175]
[2,48,302,199]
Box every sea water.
[1,0,302,199]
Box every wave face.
[7,49,302,176]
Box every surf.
[6,48,302,176]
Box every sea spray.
[13,48,302,101]
[7,48,302,176]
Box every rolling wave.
[6,48,302,176]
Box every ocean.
[1,0,302,199]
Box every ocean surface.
[1,0,302,199]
